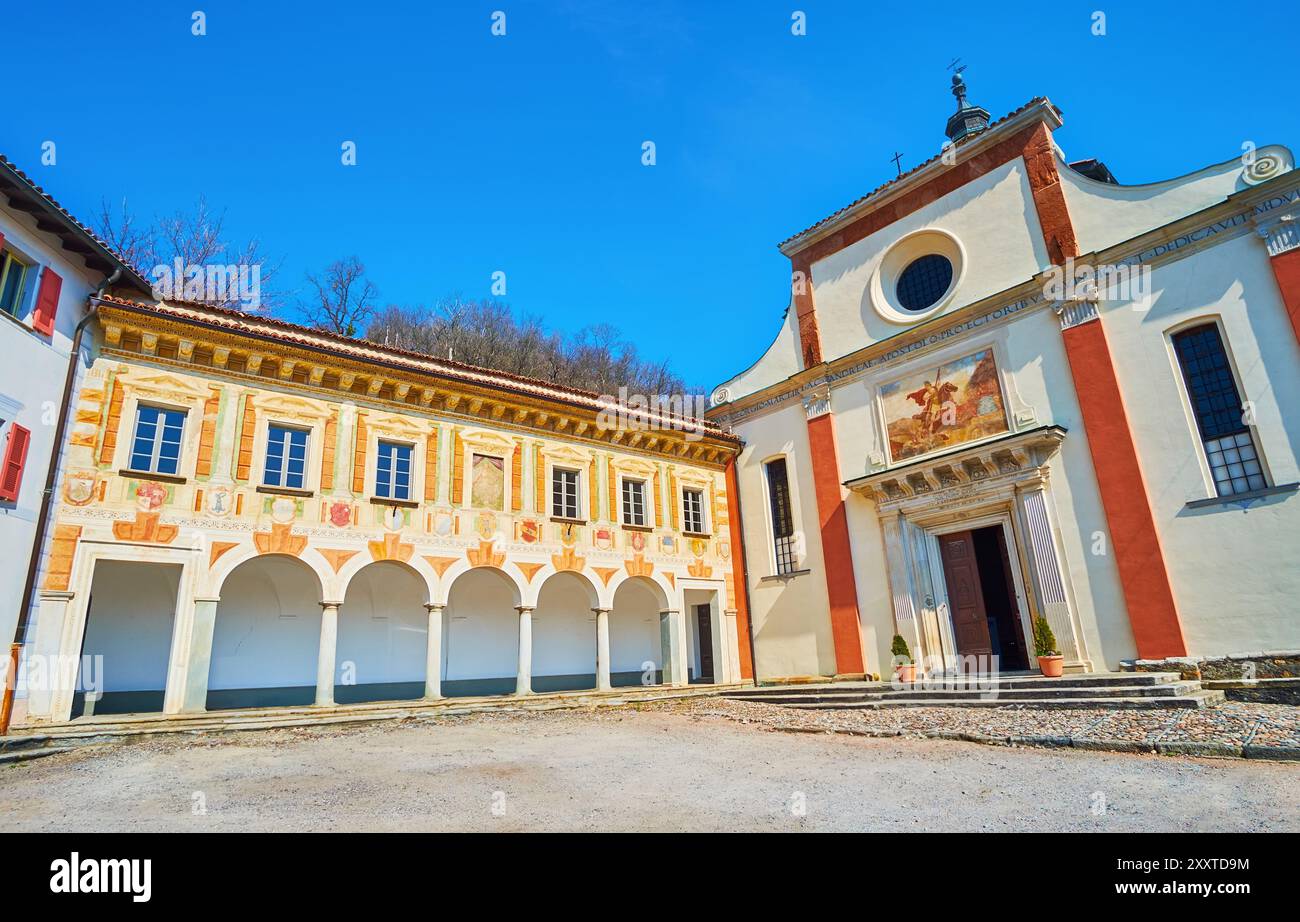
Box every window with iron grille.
[1172,324,1267,497]
[765,458,797,574]
[376,440,414,500]
[682,488,706,534]
[552,467,581,519]
[129,405,186,476]
[621,478,647,527]
[264,424,309,489]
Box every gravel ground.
[668,698,1300,754]
[1,700,1295,832]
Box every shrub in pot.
[891,634,916,683]
[1033,616,1064,677]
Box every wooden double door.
[936,525,1030,671]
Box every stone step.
[779,690,1226,711]
[729,683,1205,706]
[742,672,1182,697]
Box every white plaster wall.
[1059,155,1248,257]
[730,399,836,678]
[338,561,428,686]
[210,556,323,690]
[444,569,519,681]
[532,572,597,677]
[810,159,1051,365]
[609,579,661,674]
[713,309,803,404]
[79,560,182,692]
[1101,233,1300,655]
[0,197,102,651]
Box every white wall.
[730,399,837,679]
[0,196,102,651]
[609,579,661,677]
[1102,232,1300,656]
[210,556,323,690]
[444,568,519,681]
[532,572,597,678]
[79,560,182,692]
[338,561,428,686]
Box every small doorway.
[692,603,714,683]
[937,525,1029,671]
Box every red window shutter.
[32,268,62,335]
[0,423,31,502]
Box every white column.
[315,601,341,707]
[659,609,687,687]
[515,606,534,695]
[593,607,612,691]
[1016,485,1089,670]
[424,603,444,700]
[178,597,220,713]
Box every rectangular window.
[765,458,796,574]
[0,252,29,319]
[682,488,706,534]
[1173,324,1268,497]
[376,440,414,500]
[621,478,647,527]
[264,424,309,490]
[552,467,581,520]
[129,405,186,476]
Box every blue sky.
[6,1,1297,390]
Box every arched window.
[1171,323,1267,497]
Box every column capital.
[424,602,446,612]
[659,608,680,616]
[515,605,535,614]
[1254,211,1300,257]
[591,607,612,615]
[37,590,76,602]
[319,600,344,610]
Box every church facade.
[710,88,1300,680]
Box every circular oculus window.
[868,228,965,324]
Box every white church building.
[710,81,1300,680]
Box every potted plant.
[1033,616,1064,677]
[891,634,916,683]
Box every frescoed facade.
[16,294,747,726]
[710,85,1300,680]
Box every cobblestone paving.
[639,698,1300,759]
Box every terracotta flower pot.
[895,663,916,683]
[1038,654,1065,678]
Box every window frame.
[1168,318,1272,499]
[764,456,799,576]
[620,475,650,529]
[262,422,311,492]
[551,465,583,521]
[680,485,708,536]
[126,403,188,477]
[375,438,416,502]
[0,250,31,321]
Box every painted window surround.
[612,457,659,530]
[676,467,713,536]
[367,411,432,506]
[252,402,329,495]
[542,443,593,522]
[457,428,514,511]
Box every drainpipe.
[0,271,116,735]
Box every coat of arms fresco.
[880,348,1009,462]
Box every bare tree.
[94,196,282,310]
[366,297,693,397]
[303,257,379,337]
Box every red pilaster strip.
[1267,248,1300,344]
[724,457,754,680]
[791,257,822,367]
[806,411,865,674]
[1023,123,1186,658]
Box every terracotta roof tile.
[95,294,736,442]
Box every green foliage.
[1033,616,1059,658]
[890,633,912,662]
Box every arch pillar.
[593,607,612,692]
[660,608,688,687]
[315,600,342,707]
[515,605,534,696]
[178,596,221,714]
[424,603,444,700]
